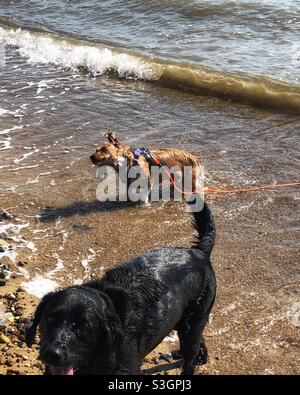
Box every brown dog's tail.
[191,202,216,257]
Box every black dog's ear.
[105,286,132,327]
[25,292,54,347]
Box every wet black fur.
[26,202,216,375]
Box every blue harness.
[131,147,152,161]
[131,147,162,169]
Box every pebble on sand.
[0,240,10,248]
[0,211,14,221]
[0,333,10,344]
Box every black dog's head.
[25,286,131,375]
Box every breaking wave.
[1,23,300,114]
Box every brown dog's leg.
[140,160,152,204]
[192,162,201,193]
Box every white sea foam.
[20,233,68,298]
[0,222,34,270]
[163,332,179,343]
[13,148,39,164]
[0,108,11,116]
[33,109,45,114]
[21,276,59,299]
[0,246,17,263]
[48,254,64,276]
[0,303,7,327]
[58,231,68,251]
[36,80,51,95]
[0,27,159,80]
[5,185,17,193]
[0,125,23,135]
[0,221,28,236]
[81,248,96,280]
[287,302,300,327]
[12,83,35,93]
[11,164,39,171]
[0,137,12,150]
[7,234,36,255]
[26,175,40,184]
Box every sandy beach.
[0,0,299,375]
[0,148,299,374]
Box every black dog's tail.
[191,202,216,257]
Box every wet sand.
[0,168,299,375]
[0,49,299,375]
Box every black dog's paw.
[194,346,208,366]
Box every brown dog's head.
[90,132,133,169]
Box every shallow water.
[0,1,299,375]
[1,0,299,81]
[0,45,299,292]
[0,1,300,112]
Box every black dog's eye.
[47,316,54,323]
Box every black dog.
[26,202,216,375]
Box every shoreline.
[0,44,299,375]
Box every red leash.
[150,156,300,196]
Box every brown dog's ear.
[105,132,120,146]
[25,292,54,347]
[105,286,132,327]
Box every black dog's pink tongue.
[49,366,74,375]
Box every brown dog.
[90,132,201,202]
